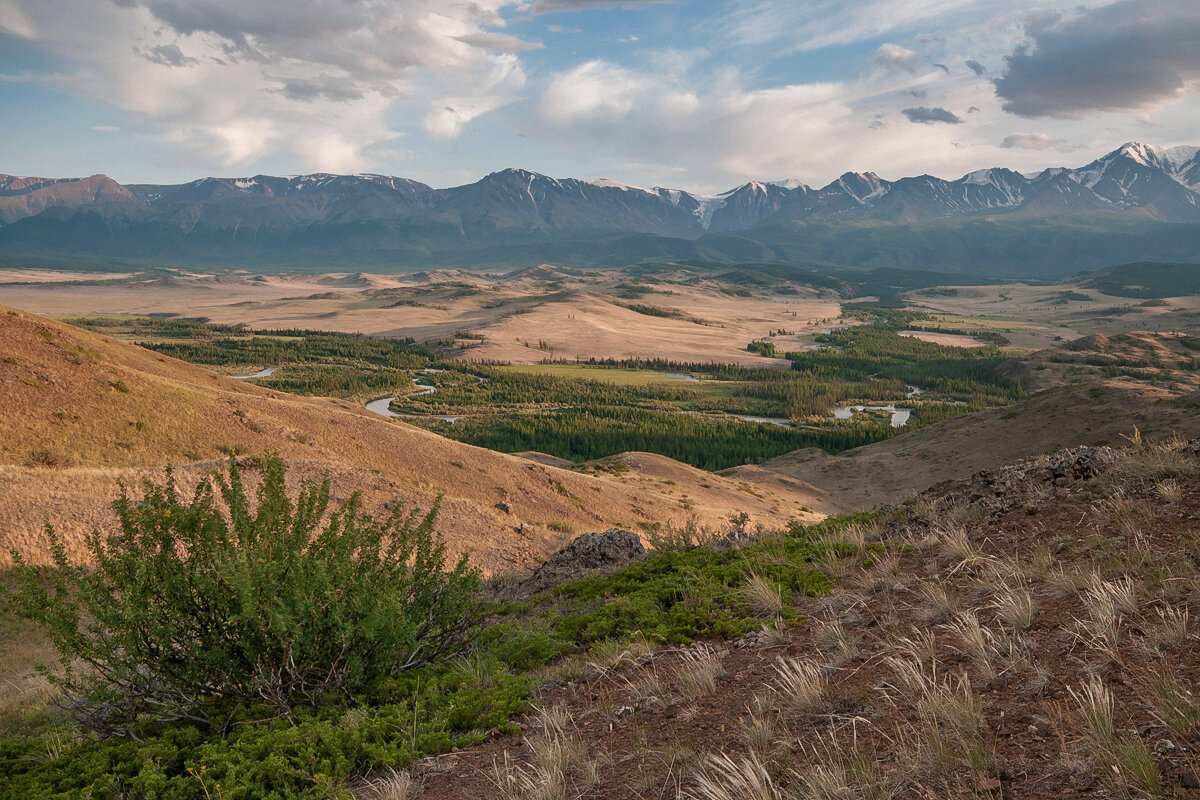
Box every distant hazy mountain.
[0,174,135,226]
[1,142,1198,275]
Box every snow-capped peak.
[1165,146,1200,169]
[962,169,996,185]
[587,178,651,193]
[767,178,807,190]
[1116,141,1166,167]
[690,193,729,228]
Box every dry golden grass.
[0,305,826,570]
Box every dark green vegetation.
[68,310,1019,471]
[68,316,430,400]
[0,459,870,798]
[705,216,1200,280]
[789,305,1022,408]
[8,456,481,737]
[1084,261,1200,299]
[394,305,1020,469]
[417,407,905,471]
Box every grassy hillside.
[0,306,829,571]
[5,437,1200,797]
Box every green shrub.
[8,455,482,738]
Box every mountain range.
[2,142,1199,276]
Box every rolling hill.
[0,306,831,571]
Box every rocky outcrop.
[517,528,645,595]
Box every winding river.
[231,365,280,379]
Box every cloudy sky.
[1,0,1197,191]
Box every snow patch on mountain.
[768,178,807,190]
[691,193,730,228]
[587,179,651,193]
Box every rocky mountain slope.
[1,143,1198,273]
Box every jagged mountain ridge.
[5,141,1198,233]
[1,142,1198,272]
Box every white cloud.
[535,58,992,188]
[725,0,970,52]
[876,43,919,72]
[540,60,652,121]
[2,0,532,172]
[0,0,37,38]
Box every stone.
[518,528,645,594]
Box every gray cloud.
[1000,132,1081,152]
[902,106,962,124]
[965,59,984,76]
[454,32,545,53]
[279,76,366,103]
[131,1,536,80]
[933,63,949,74]
[142,43,198,67]
[995,0,1200,118]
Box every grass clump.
[1069,675,1161,797]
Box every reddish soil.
[391,441,1200,799]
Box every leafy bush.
[8,455,482,737]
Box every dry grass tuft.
[741,574,785,618]
[911,673,993,785]
[813,619,860,666]
[586,636,655,676]
[942,610,1022,681]
[676,646,726,700]
[792,735,887,800]
[1069,675,1161,798]
[1143,670,1200,739]
[362,768,422,800]
[1078,575,1142,653]
[937,526,991,576]
[890,628,937,667]
[1153,478,1185,502]
[491,705,599,800]
[917,582,961,624]
[991,582,1038,630]
[686,751,781,800]
[771,656,829,717]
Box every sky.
[0,0,1198,192]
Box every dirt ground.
[377,441,1200,800]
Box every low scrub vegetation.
[0,460,864,798]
